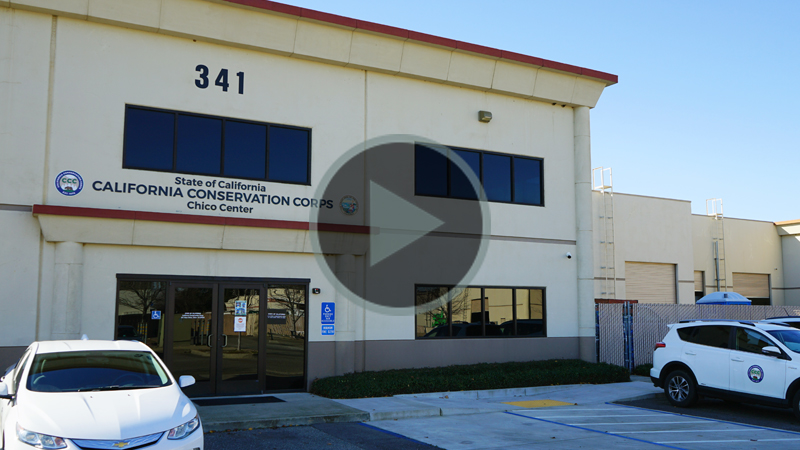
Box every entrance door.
[118,277,307,397]
[218,285,264,395]
[167,283,217,397]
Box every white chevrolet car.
[651,320,800,420]
[0,340,203,450]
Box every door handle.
[685,351,696,356]
[731,357,744,362]
[207,334,213,348]
[222,334,228,348]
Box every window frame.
[122,105,312,186]
[414,284,547,339]
[414,144,545,207]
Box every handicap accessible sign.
[321,302,335,335]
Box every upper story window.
[123,105,311,185]
[414,144,543,206]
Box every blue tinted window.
[225,121,267,179]
[268,126,309,183]
[450,149,481,200]
[514,158,542,205]
[124,108,174,170]
[415,144,448,196]
[483,154,511,202]
[176,115,222,175]
[123,106,310,185]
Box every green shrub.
[310,359,630,399]
[632,363,653,377]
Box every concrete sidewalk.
[197,376,662,431]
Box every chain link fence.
[596,303,800,370]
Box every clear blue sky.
[281,0,799,222]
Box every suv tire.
[664,369,697,407]
[793,389,800,422]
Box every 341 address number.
[195,64,244,95]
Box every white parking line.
[612,429,758,434]
[568,421,708,426]
[526,414,665,418]
[658,438,800,443]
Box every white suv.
[651,320,800,420]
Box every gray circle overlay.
[310,135,490,315]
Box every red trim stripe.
[32,205,370,234]
[221,0,617,84]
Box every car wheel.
[792,389,800,422]
[664,370,697,407]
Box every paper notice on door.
[234,316,246,332]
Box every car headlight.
[167,415,200,440]
[16,424,67,449]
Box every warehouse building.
[1,0,797,397]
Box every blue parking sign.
[151,310,161,320]
[321,302,335,324]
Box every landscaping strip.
[310,359,629,399]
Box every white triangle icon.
[369,181,444,267]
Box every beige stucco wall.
[778,222,800,305]
[0,211,44,346]
[592,192,694,303]
[693,215,784,304]
[0,3,591,352]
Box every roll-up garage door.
[732,273,769,299]
[625,262,676,303]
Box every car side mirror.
[762,346,782,357]
[178,375,196,388]
[0,381,12,400]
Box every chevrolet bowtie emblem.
[112,442,129,448]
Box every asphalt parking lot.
[204,422,442,450]
[617,395,800,432]
[371,403,800,449]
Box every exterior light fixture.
[478,110,492,123]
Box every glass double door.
[157,282,306,397]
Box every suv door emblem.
[748,365,764,383]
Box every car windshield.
[767,330,800,353]
[27,350,171,392]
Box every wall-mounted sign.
[321,325,334,336]
[150,310,161,320]
[55,171,84,196]
[88,176,335,217]
[321,302,335,324]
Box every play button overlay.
[311,136,490,313]
[369,181,444,266]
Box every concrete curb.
[613,392,662,403]
[395,384,577,400]
[202,412,371,431]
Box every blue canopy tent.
[696,291,751,305]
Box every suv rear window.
[677,325,731,348]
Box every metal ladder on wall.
[593,167,617,299]
[706,198,727,292]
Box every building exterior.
[1,0,796,397]
[0,0,615,396]
[592,192,794,306]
